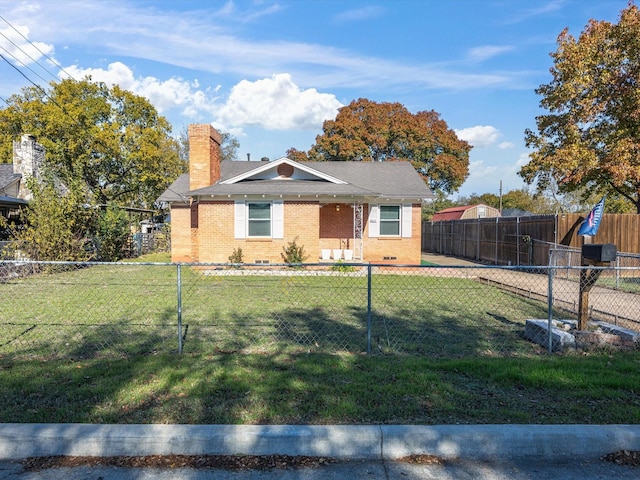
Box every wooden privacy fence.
[422,214,640,266]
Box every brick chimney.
[188,124,222,191]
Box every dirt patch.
[602,450,640,466]
[22,454,336,471]
[396,454,448,465]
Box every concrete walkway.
[1,423,639,461]
[1,424,639,479]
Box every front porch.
[318,201,364,261]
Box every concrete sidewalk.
[1,424,640,479]
[1,424,639,461]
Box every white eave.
[220,157,348,185]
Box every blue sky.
[0,0,627,198]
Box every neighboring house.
[159,124,434,264]
[0,134,44,226]
[431,204,501,222]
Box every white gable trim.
[220,157,347,185]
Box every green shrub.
[331,260,356,273]
[281,237,309,265]
[228,247,244,266]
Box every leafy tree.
[521,4,640,213]
[94,204,130,261]
[11,177,96,261]
[464,193,500,209]
[0,78,184,209]
[421,191,457,220]
[285,147,308,162]
[500,189,551,214]
[306,98,471,195]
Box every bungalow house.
[431,204,501,222]
[159,124,434,264]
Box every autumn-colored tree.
[521,4,640,213]
[285,147,308,163]
[0,78,184,209]
[307,99,471,195]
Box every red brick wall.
[319,203,354,251]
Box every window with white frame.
[368,203,412,238]
[248,202,271,237]
[235,200,283,239]
[379,205,401,236]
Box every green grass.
[0,262,563,357]
[0,255,638,425]
[0,352,638,424]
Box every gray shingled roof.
[157,173,189,203]
[158,159,434,203]
[0,164,20,192]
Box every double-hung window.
[379,205,401,236]
[235,200,283,239]
[248,202,271,237]
[369,203,412,238]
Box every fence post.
[367,264,372,354]
[177,263,183,354]
[547,266,554,353]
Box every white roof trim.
[220,156,347,185]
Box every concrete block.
[592,322,640,343]
[525,319,576,351]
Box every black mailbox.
[581,243,617,262]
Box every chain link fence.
[0,260,638,359]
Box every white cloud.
[0,1,521,94]
[333,6,385,23]
[0,24,54,66]
[60,65,341,133]
[498,141,514,149]
[466,45,514,63]
[216,73,343,130]
[455,125,501,147]
[63,62,220,118]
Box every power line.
[0,44,55,86]
[0,14,76,81]
[0,53,79,125]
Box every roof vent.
[261,157,269,162]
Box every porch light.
[335,204,340,212]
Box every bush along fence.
[0,260,638,359]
